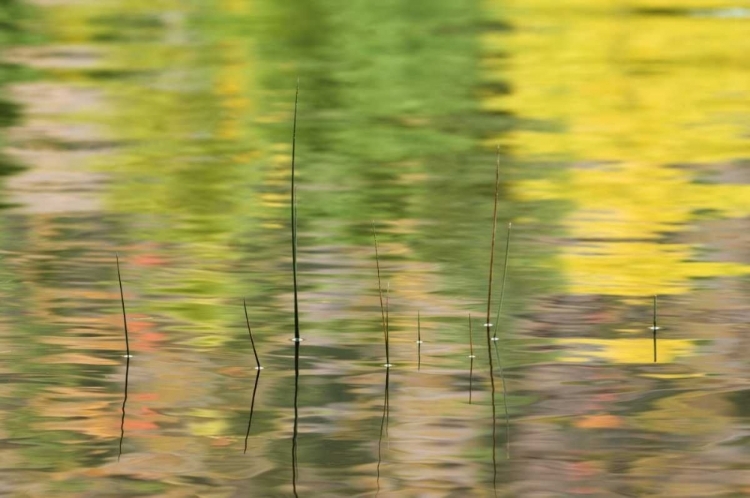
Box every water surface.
[1,0,749,496]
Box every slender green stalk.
[372,223,389,367]
[491,222,512,460]
[291,80,300,342]
[485,147,510,468]
[492,222,512,338]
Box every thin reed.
[485,147,511,468]
[116,254,130,358]
[289,80,302,498]
[376,367,391,496]
[372,223,390,367]
[291,80,301,343]
[484,150,500,481]
[242,298,262,454]
[292,340,300,498]
[469,314,475,404]
[243,369,261,454]
[243,299,262,370]
[492,222,512,460]
[416,311,422,371]
[492,222,512,340]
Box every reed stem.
[291,80,300,342]
[417,311,422,371]
[243,299,261,369]
[116,254,129,357]
[469,314,475,404]
[485,149,500,481]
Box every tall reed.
[484,151,500,481]
[291,80,301,343]
[491,222,512,459]
[289,80,301,498]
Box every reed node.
[651,294,660,362]
[416,311,422,371]
[469,314,475,404]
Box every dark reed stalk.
[291,80,301,343]
[469,314,475,404]
[652,295,658,362]
[242,299,262,453]
[116,254,130,462]
[416,311,422,371]
[485,147,501,480]
[376,367,391,496]
[116,254,130,358]
[118,355,130,462]
[372,223,390,367]
[289,80,301,498]
[292,338,300,498]
[243,299,262,370]
[243,368,261,454]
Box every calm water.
[2,0,750,496]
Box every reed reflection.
[376,366,390,496]
[116,255,131,462]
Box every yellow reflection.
[560,241,750,296]
[484,0,750,296]
[641,372,705,379]
[555,337,695,363]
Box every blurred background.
[1,0,749,496]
